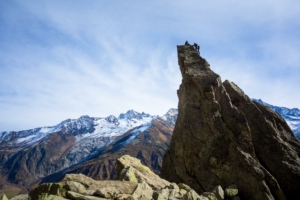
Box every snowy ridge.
[159,108,178,126]
[253,99,300,138]
[0,110,157,150]
[0,126,56,150]
[74,111,155,142]
[118,122,152,148]
[0,110,171,186]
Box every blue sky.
[1,0,300,132]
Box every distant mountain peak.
[0,110,157,151]
[165,108,178,116]
[118,110,150,120]
[105,115,119,125]
[160,108,178,126]
[78,115,92,119]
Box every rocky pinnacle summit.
[161,45,300,200]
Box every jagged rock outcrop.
[21,155,231,200]
[253,99,300,139]
[161,45,300,200]
[116,155,170,190]
[223,81,300,200]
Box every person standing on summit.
[193,43,200,53]
[185,40,190,45]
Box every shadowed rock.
[161,45,300,200]
[223,80,300,200]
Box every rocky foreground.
[0,155,239,200]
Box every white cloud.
[0,0,300,131]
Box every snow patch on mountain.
[159,108,178,126]
[119,123,152,147]
[253,99,300,138]
[0,127,56,150]
[0,110,157,150]
[74,112,154,142]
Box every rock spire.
[161,45,300,200]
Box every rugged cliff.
[161,45,300,200]
[253,99,300,139]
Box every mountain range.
[0,99,299,196]
[0,109,177,196]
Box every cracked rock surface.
[25,155,225,200]
[161,45,300,200]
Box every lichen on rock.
[0,193,8,200]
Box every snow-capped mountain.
[159,108,178,126]
[0,110,155,151]
[253,99,300,138]
[0,109,177,186]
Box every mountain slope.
[0,111,154,152]
[253,99,300,138]
[34,117,174,187]
[0,109,177,191]
[0,109,175,188]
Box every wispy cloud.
[0,0,299,131]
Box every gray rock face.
[161,45,300,199]
[9,194,28,200]
[223,81,300,200]
[116,155,170,190]
[26,155,209,200]
[253,98,300,139]
[29,181,87,200]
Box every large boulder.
[28,155,204,200]
[60,173,96,188]
[10,194,28,200]
[67,191,108,200]
[29,181,86,199]
[61,173,138,196]
[117,155,170,190]
[130,182,153,200]
[60,173,138,199]
[92,181,137,198]
[161,45,300,199]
